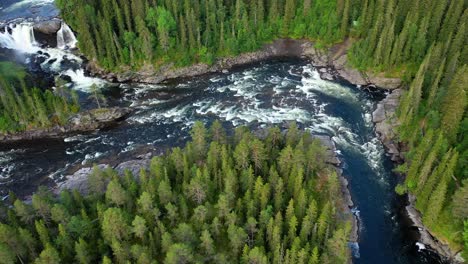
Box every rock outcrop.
[56,150,154,195]
[33,19,61,35]
[87,38,402,90]
[0,107,132,143]
[57,164,110,196]
[372,89,404,162]
[406,195,465,263]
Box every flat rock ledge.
[372,89,404,162]
[0,107,131,143]
[406,195,465,263]
[87,38,402,90]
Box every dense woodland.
[0,122,351,263]
[55,0,357,70]
[0,62,79,133]
[351,0,468,258]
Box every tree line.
[55,0,357,70]
[0,62,79,133]
[350,0,467,258]
[0,121,351,263]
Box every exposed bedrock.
[86,38,402,90]
[372,89,404,162]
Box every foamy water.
[0,22,106,92]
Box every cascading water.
[0,23,37,53]
[0,20,105,92]
[56,22,77,49]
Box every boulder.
[69,107,132,129]
[56,164,109,195]
[367,74,402,90]
[115,159,151,177]
[33,20,61,35]
[1,107,132,143]
[337,67,368,86]
[372,103,386,123]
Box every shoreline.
[86,38,402,91]
[373,90,464,263]
[0,107,131,144]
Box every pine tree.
[452,179,468,219]
[106,179,129,207]
[35,244,61,264]
[191,121,208,162]
[340,0,350,37]
[440,66,467,142]
[101,208,131,242]
[423,178,448,226]
[282,0,296,36]
[75,238,92,264]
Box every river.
[0,1,447,263]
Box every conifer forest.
[0,0,466,263]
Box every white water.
[0,22,106,91]
[61,69,106,91]
[0,23,37,53]
[57,23,77,49]
[416,242,427,252]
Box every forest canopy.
[0,62,79,133]
[55,0,356,70]
[0,122,352,263]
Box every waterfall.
[0,23,37,53]
[57,23,77,50]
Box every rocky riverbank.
[372,89,464,263]
[86,38,402,90]
[406,195,465,263]
[0,107,131,143]
[316,135,360,252]
[372,89,405,162]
